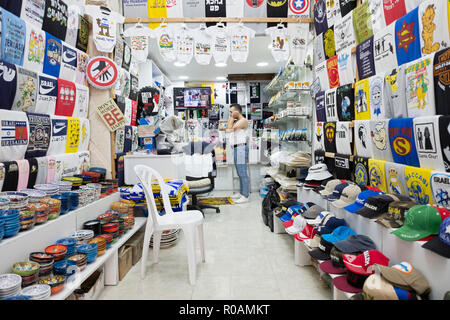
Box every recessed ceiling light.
[216,76,227,80]
[174,61,186,67]
[257,62,269,67]
[215,62,227,67]
[179,76,189,80]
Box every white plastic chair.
[134,165,205,285]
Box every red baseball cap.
[343,250,390,276]
[294,224,317,242]
[366,186,382,192]
[433,206,450,220]
[282,219,294,228]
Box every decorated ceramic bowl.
[12,262,40,277]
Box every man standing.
[226,104,249,204]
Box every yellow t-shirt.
[354,78,371,120]
[148,0,167,29]
[369,158,387,192]
[404,166,433,205]
[66,117,80,153]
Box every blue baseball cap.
[326,183,349,202]
[344,190,382,213]
[322,226,356,243]
[280,204,304,222]
[316,217,347,235]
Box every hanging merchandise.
[35,156,47,185]
[354,120,373,158]
[395,7,421,66]
[194,24,213,65]
[1,161,18,191]
[137,86,160,119]
[123,23,154,63]
[324,121,337,153]
[75,49,89,86]
[336,83,355,121]
[42,0,67,41]
[60,44,78,82]
[335,154,352,180]
[229,23,256,63]
[439,116,450,172]
[76,15,89,53]
[131,126,138,151]
[21,0,46,28]
[339,0,356,18]
[352,1,373,44]
[0,60,17,110]
[249,82,261,104]
[315,91,327,122]
[96,98,126,132]
[434,47,450,115]
[65,4,82,48]
[208,22,231,65]
[267,0,288,28]
[76,150,90,174]
[335,121,353,155]
[78,117,90,152]
[354,78,371,120]
[334,13,356,54]
[73,83,89,118]
[175,24,194,64]
[326,0,340,27]
[55,78,76,116]
[388,117,420,167]
[314,33,326,65]
[384,162,407,196]
[418,0,449,56]
[243,0,266,34]
[404,166,433,204]
[205,0,226,27]
[369,158,387,192]
[122,42,132,71]
[288,23,310,66]
[356,36,376,80]
[86,56,119,90]
[326,56,340,89]
[152,23,177,62]
[12,67,38,113]
[183,0,205,30]
[353,156,369,187]
[287,0,310,17]
[383,0,406,26]
[114,38,124,69]
[315,60,329,91]
[16,159,30,191]
[431,171,450,209]
[325,88,339,121]
[314,0,328,35]
[265,23,290,62]
[129,74,139,101]
[25,112,51,159]
[65,117,80,154]
[147,0,167,29]
[413,115,445,171]
[0,110,29,162]
[384,65,407,119]
[314,122,325,152]
[23,23,46,74]
[369,119,393,162]
[166,0,183,18]
[27,157,38,188]
[1,8,26,66]
[373,23,397,76]
[43,33,62,78]
[337,47,355,86]
[368,0,386,34]
[85,5,125,53]
[35,74,57,114]
[369,75,385,119]
[323,26,336,60]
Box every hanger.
[276,19,285,29]
[135,18,143,28]
[216,17,225,28]
[160,18,168,28]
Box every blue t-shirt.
[395,7,421,66]
[43,32,62,78]
[389,118,420,167]
[0,60,17,110]
[1,8,26,66]
[315,91,327,122]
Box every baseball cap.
[285,215,307,235]
[319,246,348,274]
[326,182,349,202]
[315,217,347,235]
[279,204,303,222]
[319,179,344,197]
[362,274,399,300]
[342,250,390,276]
[296,167,309,181]
[305,163,333,181]
[334,235,377,253]
[391,205,442,241]
[302,205,325,219]
[308,237,334,260]
[355,194,397,219]
[332,275,363,294]
[319,259,346,275]
[373,262,430,296]
[304,234,321,248]
[280,200,300,212]
[331,185,362,209]
[308,211,335,227]
[322,226,356,243]
[422,217,450,258]
[344,190,381,213]
[375,201,416,229]
[433,206,450,220]
[294,224,317,242]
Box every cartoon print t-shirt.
[152,24,177,62]
[354,78,371,120]
[314,122,325,152]
[388,117,420,167]
[23,23,46,74]
[229,24,256,63]
[383,65,407,118]
[0,110,29,162]
[43,32,62,78]
[0,61,17,110]
[1,8,26,66]
[355,120,373,158]
[418,0,449,57]
[370,119,394,162]
[12,67,38,113]
[413,115,445,171]
[385,161,407,197]
[193,26,213,65]
[369,75,386,119]
[265,26,290,62]
[35,74,57,115]
[55,78,76,117]
[42,0,68,41]
[336,83,355,121]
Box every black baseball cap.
[303,205,325,219]
[315,217,347,235]
[334,235,377,253]
[375,201,416,228]
[355,194,397,219]
[309,237,333,260]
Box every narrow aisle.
[99,193,332,300]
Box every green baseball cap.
[391,205,442,241]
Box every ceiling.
[147,35,285,83]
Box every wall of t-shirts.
[312,0,450,208]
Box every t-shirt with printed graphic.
[207,24,231,64]
[369,75,386,119]
[325,88,339,122]
[21,0,45,28]
[42,0,67,41]
[129,74,139,102]
[77,151,90,174]
[315,90,327,122]
[23,23,45,74]
[388,117,420,167]
[325,0,340,27]
[265,26,290,62]
[314,122,325,152]
[35,74,57,114]
[367,0,386,34]
[114,38,124,69]
[242,0,266,35]
[1,8,26,66]
[339,0,356,18]
[335,121,353,155]
[123,98,133,126]
[315,60,330,91]
[374,23,397,75]
[369,158,387,192]
[35,156,47,185]
[430,171,450,209]
[324,121,337,153]
[337,47,355,85]
[354,78,371,120]
[433,47,450,115]
[47,115,67,156]
[193,26,213,65]
[61,153,78,177]
[26,157,38,188]
[76,15,89,53]
[59,44,77,82]
[45,155,55,183]
[356,36,376,80]
[314,33,326,65]
[43,32,62,78]
[123,24,153,63]
[205,0,226,27]
[314,0,328,35]
[404,166,433,204]
[405,54,436,118]
[352,1,373,44]
[0,110,29,162]
[0,60,17,110]
[12,67,38,113]
[418,0,449,57]
[370,119,393,162]
[288,23,309,66]
[123,125,133,153]
[323,27,336,60]
[334,13,356,54]
[287,0,310,17]
[25,112,50,158]
[75,49,88,86]
[53,154,64,181]
[166,0,184,18]
[115,127,124,154]
[131,126,139,151]
[395,7,421,66]
[78,117,89,152]
[152,24,177,62]
[229,24,256,63]
[335,154,352,180]
[122,42,132,71]
[65,4,82,48]
[183,0,205,30]
[336,84,355,121]
[355,120,372,158]
[354,156,369,186]
[1,161,19,192]
[384,66,407,118]
[73,83,89,118]
[266,0,288,28]
[326,55,340,89]
[55,78,76,116]
[65,117,79,154]
[383,0,406,27]
[85,5,124,53]
[174,25,194,64]
[413,115,445,171]
[385,162,407,196]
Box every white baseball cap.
[332,185,362,208]
[319,179,343,196]
[285,215,307,235]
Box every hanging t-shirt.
[418,0,449,57]
[370,119,394,162]
[123,98,133,126]
[326,0,340,27]
[85,5,124,53]
[42,0,67,41]
[55,78,76,117]
[334,13,356,54]
[337,47,355,85]
[385,161,408,196]
[205,0,226,27]
[326,56,340,89]
[374,23,397,75]
[354,156,369,187]
[129,74,139,102]
[26,157,38,188]
[388,117,420,167]
[314,122,325,152]
[336,84,355,121]
[355,120,372,158]
[315,90,327,122]
[1,161,18,191]
[65,4,80,48]
[130,100,138,126]
[47,115,67,156]
[16,159,29,191]
[193,26,213,65]
[323,27,336,60]
[23,23,45,74]
[208,24,231,64]
[266,0,288,28]
[0,110,29,162]
[324,121,337,153]
[114,38,124,69]
[404,166,433,204]
[53,153,64,181]
[369,158,387,192]
[75,49,88,86]
[45,155,56,183]
[354,78,371,120]
[314,33,326,65]
[131,126,139,151]
[35,74,57,115]
[229,24,256,63]
[123,24,154,63]
[368,0,386,34]
[122,70,131,98]
[73,83,89,118]
[339,0,356,18]
[434,47,450,116]
[166,0,184,18]
[287,0,310,17]
[35,156,47,185]
[59,44,78,82]
[152,24,177,62]
[405,54,436,118]
[62,152,78,177]
[335,154,352,180]
[175,25,194,64]
[243,0,266,35]
[183,0,206,30]
[384,66,407,118]
[369,75,386,119]
[65,117,79,154]
[266,26,290,62]
[314,0,328,35]
[12,67,38,113]
[122,42,132,72]
[356,36,376,80]
[383,0,406,26]
[123,125,133,153]
[76,15,89,53]
[288,23,309,66]
[21,0,45,28]
[431,171,450,209]
[25,112,51,158]
[0,60,17,110]
[325,88,339,121]
[115,127,124,154]
[352,1,373,44]
[78,117,90,152]
[1,8,26,66]
[335,121,353,155]
[147,0,167,29]
[413,115,446,171]
[395,7,421,66]
[77,150,90,174]
[315,60,330,91]
[43,32,62,78]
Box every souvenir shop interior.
[0,0,449,304]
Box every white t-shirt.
[20,0,45,28]
[73,83,89,118]
[84,5,125,53]
[35,74,57,115]
[265,26,290,62]
[207,24,231,65]
[175,24,194,64]
[124,24,153,63]
[0,110,29,162]
[226,0,244,18]
[65,4,82,48]
[314,122,326,152]
[314,32,326,65]
[166,0,184,17]
[326,0,340,27]
[59,44,78,82]
[337,47,355,85]
[23,22,45,74]
[414,116,446,171]
[354,120,373,158]
[77,151,90,174]
[288,23,310,66]
[369,75,386,119]
[367,0,386,34]
[152,24,177,62]
[193,26,213,65]
[325,88,339,122]
[47,115,67,156]
[369,119,393,162]
[336,121,353,155]
[315,61,330,91]
[374,23,397,75]
[334,13,356,54]
[229,24,256,63]
[75,48,88,86]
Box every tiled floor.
[98,192,332,300]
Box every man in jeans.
[226,104,249,204]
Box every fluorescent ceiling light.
[216,76,227,80]
[174,61,186,67]
[257,62,269,67]
[215,62,227,67]
[179,76,189,80]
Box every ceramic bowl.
[38,275,65,295]
[29,252,54,264]
[12,262,40,277]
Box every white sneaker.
[230,193,241,199]
[233,195,249,204]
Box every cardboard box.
[74,268,105,300]
[125,229,145,266]
[119,245,133,281]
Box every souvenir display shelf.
[264,64,310,95]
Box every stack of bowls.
[80,185,95,203]
[119,199,135,216]
[105,179,119,193]
[88,167,106,181]
[55,238,77,257]
[88,237,106,256]
[61,176,83,190]
[29,252,54,278]
[0,216,4,241]
[61,192,79,211]
[33,184,58,197]
[73,174,93,185]
[0,197,10,210]
[71,230,94,246]
[38,275,66,295]
[19,189,46,203]
[1,209,20,238]
[40,198,61,220]
[112,218,125,237]
[6,192,29,211]
[2,295,31,300]
[86,183,101,200]
[77,243,98,263]
[44,244,67,262]
[83,220,101,236]
[67,254,87,271]
[53,260,77,277]
[73,189,87,207]
[50,181,72,193]
[27,203,49,225]
[102,222,119,243]
[83,171,102,183]
[98,210,119,224]
[12,262,40,287]
[97,234,113,249]
[112,201,129,217]
[122,215,135,231]
[0,274,22,299]
[50,194,69,215]
[19,210,35,231]
[20,284,51,300]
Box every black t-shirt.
[137,86,160,119]
[335,154,352,180]
[267,0,288,28]
[205,0,226,27]
[315,90,327,122]
[315,150,326,164]
[314,0,328,35]
[229,83,238,104]
[25,113,51,158]
[42,0,68,41]
[123,125,133,153]
[76,15,89,53]
[339,0,356,18]
[116,95,126,115]
[27,158,38,189]
[0,60,17,110]
[324,121,337,153]
[115,153,125,187]
[434,47,450,116]
[2,161,18,192]
[439,116,450,172]
[129,74,139,101]
[250,82,261,103]
[336,84,355,121]
[325,156,336,176]
[0,0,22,16]
[353,156,369,186]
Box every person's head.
[230,104,242,118]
